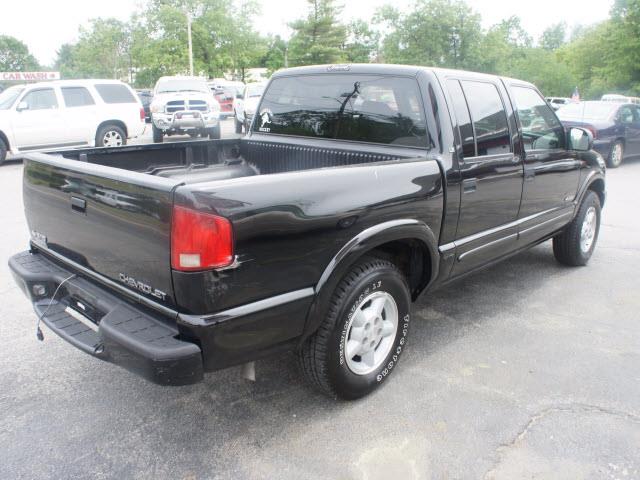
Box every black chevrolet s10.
[9,65,606,399]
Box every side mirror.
[16,101,28,112]
[568,127,593,152]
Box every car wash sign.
[1,71,60,81]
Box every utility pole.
[186,12,194,76]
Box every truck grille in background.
[241,140,404,174]
[166,100,208,113]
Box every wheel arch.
[96,120,128,142]
[300,219,440,343]
[0,130,10,149]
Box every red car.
[209,81,244,118]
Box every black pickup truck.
[9,65,605,399]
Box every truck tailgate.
[22,153,181,310]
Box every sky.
[2,0,614,67]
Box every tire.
[607,140,624,168]
[235,116,243,134]
[208,124,221,139]
[0,137,7,165]
[152,124,164,143]
[553,190,601,266]
[299,256,411,400]
[96,124,126,148]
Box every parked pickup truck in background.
[150,76,221,143]
[9,64,605,399]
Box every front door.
[506,83,581,243]
[11,88,63,150]
[444,78,524,276]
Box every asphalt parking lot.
[0,129,639,479]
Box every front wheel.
[207,124,221,139]
[299,256,411,399]
[96,124,126,148]
[553,190,601,266]
[152,124,164,143]
[607,140,624,168]
[0,137,7,165]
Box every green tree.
[540,22,567,50]
[376,0,482,69]
[288,0,347,66]
[344,19,380,63]
[55,19,133,80]
[0,35,39,71]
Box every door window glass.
[446,79,475,158]
[20,89,58,110]
[618,105,637,124]
[62,87,95,107]
[461,81,511,156]
[512,86,565,151]
[94,84,136,104]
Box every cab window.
[460,81,511,156]
[511,86,565,151]
[20,89,58,110]
[62,87,95,107]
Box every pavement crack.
[483,403,640,479]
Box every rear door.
[60,86,97,145]
[619,105,640,156]
[505,82,580,243]
[444,77,523,275]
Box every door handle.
[463,178,477,194]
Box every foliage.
[376,0,482,68]
[0,35,39,71]
[45,0,640,99]
[287,0,347,65]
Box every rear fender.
[300,219,440,343]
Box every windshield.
[156,79,209,94]
[246,84,265,98]
[557,102,618,120]
[0,86,24,110]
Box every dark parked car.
[9,64,605,400]
[136,89,153,123]
[557,100,640,168]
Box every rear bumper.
[9,250,204,386]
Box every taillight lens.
[140,107,145,121]
[171,206,234,271]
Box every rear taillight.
[140,107,145,121]
[171,206,234,271]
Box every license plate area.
[175,111,200,120]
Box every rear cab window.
[94,84,136,104]
[253,74,429,148]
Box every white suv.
[150,76,221,142]
[0,79,145,164]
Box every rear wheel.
[298,256,411,399]
[152,124,164,143]
[553,190,601,266]
[96,124,126,148]
[208,124,221,139]
[0,137,7,165]
[607,140,624,168]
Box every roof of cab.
[271,63,537,89]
